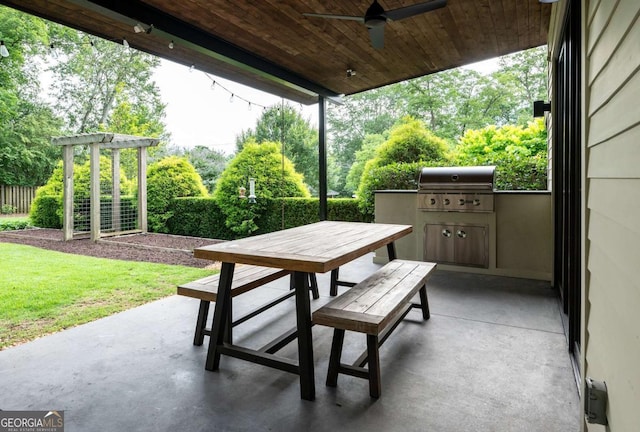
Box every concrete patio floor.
[0,254,580,431]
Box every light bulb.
[168,40,174,49]
[0,41,9,58]
[122,38,129,48]
[133,23,144,33]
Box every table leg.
[387,242,397,261]
[293,270,315,401]
[205,262,235,371]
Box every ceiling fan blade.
[368,26,385,49]
[303,13,365,23]
[386,0,447,21]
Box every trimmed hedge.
[166,197,370,240]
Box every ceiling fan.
[303,0,447,50]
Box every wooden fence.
[0,185,37,214]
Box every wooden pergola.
[51,133,159,241]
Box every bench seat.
[178,265,318,346]
[313,259,436,397]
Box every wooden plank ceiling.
[0,0,551,104]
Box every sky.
[152,57,500,154]
[152,59,318,154]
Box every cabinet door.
[424,224,455,263]
[453,224,488,267]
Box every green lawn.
[0,242,215,349]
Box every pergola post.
[62,145,74,241]
[90,142,101,241]
[111,149,121,232]
[138,146,148,233]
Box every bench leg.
[367,334,381,398]
[326,328,345,387]
[330,268,339,296]
[193,300,210,346]
[419,285,430,320]
[309,273,319,299]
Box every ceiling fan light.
[366,18,386,27]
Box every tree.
[0,6,63,186]
[46,26,170,177]
[327,85,403,194]
[185,145,229,192]
[237,103,318,189]
[214,142,308,236]
[344,133,386,195]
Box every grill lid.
[418,166,496,191]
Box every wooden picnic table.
[193,220,413,401]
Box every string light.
[204,73,270,111]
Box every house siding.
[582,0,640,431]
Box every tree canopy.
[236,103,318,190]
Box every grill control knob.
[442,229,452,238]
[443,198,450,205]
[458,198,465,206]
[473,199,481,206]
[429,198,436,205]
[457,230,467,239]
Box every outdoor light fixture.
[533,100,552,117]
[0,41,9,58]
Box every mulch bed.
[0,228,224,268]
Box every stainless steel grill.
[417,166,496,212]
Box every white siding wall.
[583,0,640,430]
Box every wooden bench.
[178,265,319,346]
[312,259,436,398]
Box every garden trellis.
[52,133,159,241]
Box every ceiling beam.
[68,0,340,100]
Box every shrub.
[356,118,448,217]
[449,119,548,190]
[213,142,309,237]
[145,156,208,233]
[1,204,17,215]
[29,195,62,228]
[0,220,30,231]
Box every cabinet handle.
[456,230,467,239]
[442,229,452,238]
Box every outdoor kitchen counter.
[374,190,552,280]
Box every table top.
[193,221,412,274]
